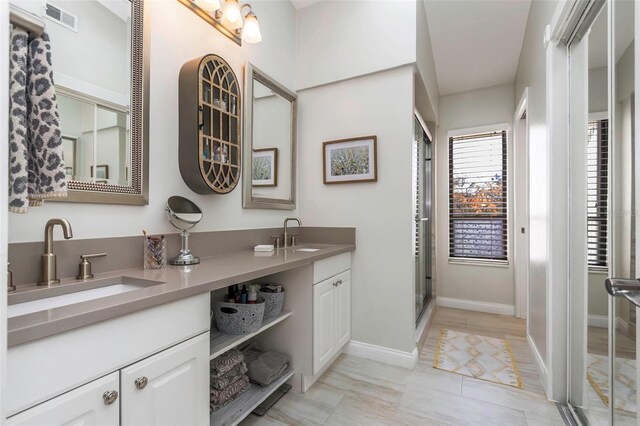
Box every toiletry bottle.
[234,286,241,303]
[227,286,235,303]
[248,286,257,304]
[240,285,248,304]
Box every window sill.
[448,258,510,268]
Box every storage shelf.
[209,368,294,426]
[209,311,292,360]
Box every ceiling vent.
[43,2,78,32]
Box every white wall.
[514,0,559,368]
[15,0,129,98]
[295,0,416,90]
[298,65,416,353]
[416,0,439,122]
[435,83,515,308]
[9,0,298,243]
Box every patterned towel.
[8,27,67,213]
[209,375,250,413]
[9,26,29,213]
[210,349,244,377]
[210,362,248,391]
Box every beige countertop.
[8,243,355,347]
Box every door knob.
[103,390,118,405]
[135,376,149,390]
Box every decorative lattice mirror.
[179,54,241,194]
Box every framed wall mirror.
[243,63,297,210]
[15,0,149,204]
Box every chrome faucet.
[40,219,73,286]
[283,217,301,248]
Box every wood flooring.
[240,307,564,426]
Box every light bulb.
[197,0,220,12]
[221,0,242,30]
[242,12,261,43]
[196,0,220,12]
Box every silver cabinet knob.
[135,376,149,390]
[103,390,118,405]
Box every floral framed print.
[323,136,377,184]
[252,148,278,187]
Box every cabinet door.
[6,372,119,426]
[334,270,352,349]
[313,277,336,374]
[120,332,209,426]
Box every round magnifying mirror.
[166,196,203,265]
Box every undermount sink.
[8,277,163,318]
[295,248,321,253]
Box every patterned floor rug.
[433,328,523,389]
[587,353,636,413]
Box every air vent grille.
[43,2,78,32]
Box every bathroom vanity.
[6,242,354,425]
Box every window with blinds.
[587,119,608,267]
[449,131,508,262]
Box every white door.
[6,372,119,426]
[313,277,336,374]
[335,270,351,348]
[120,332,209,426]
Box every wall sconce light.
[179,0,262,46]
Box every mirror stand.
[171,230,199,266]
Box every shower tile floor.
[240,308,564,425]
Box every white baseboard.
[437,296,515,316]
[345,340,419,369]
[588,314,608,328]
[527,334,549,397]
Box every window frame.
[586,112,609,270]
[447,124,511,266]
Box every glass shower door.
[608,1,637,423]
[414,117,432,322]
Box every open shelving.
[209,310,292,360]
[209,368,294,426]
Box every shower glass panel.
[414,117,433,323]
[611,0,636,424]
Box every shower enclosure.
[414,116,433,323]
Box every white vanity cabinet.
[120,332,209,426]
[6,372,120,426]
[6,294,210,424]
[312,253,351,375]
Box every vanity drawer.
[313,252,351,284]
[7,293,209,417]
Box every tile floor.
[240,307,565,426]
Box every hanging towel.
[8,27,67,213]
[26,30,67,204]
[8,26,29,213]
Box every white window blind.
[587,119,608,267]
[449,131,508,261]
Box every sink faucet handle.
[77,253,107,280]
[270,235,282,249]
[290,234,298,247]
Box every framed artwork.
[323,136,377,184]
[91,165,110,180]
[252,148,278,187]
